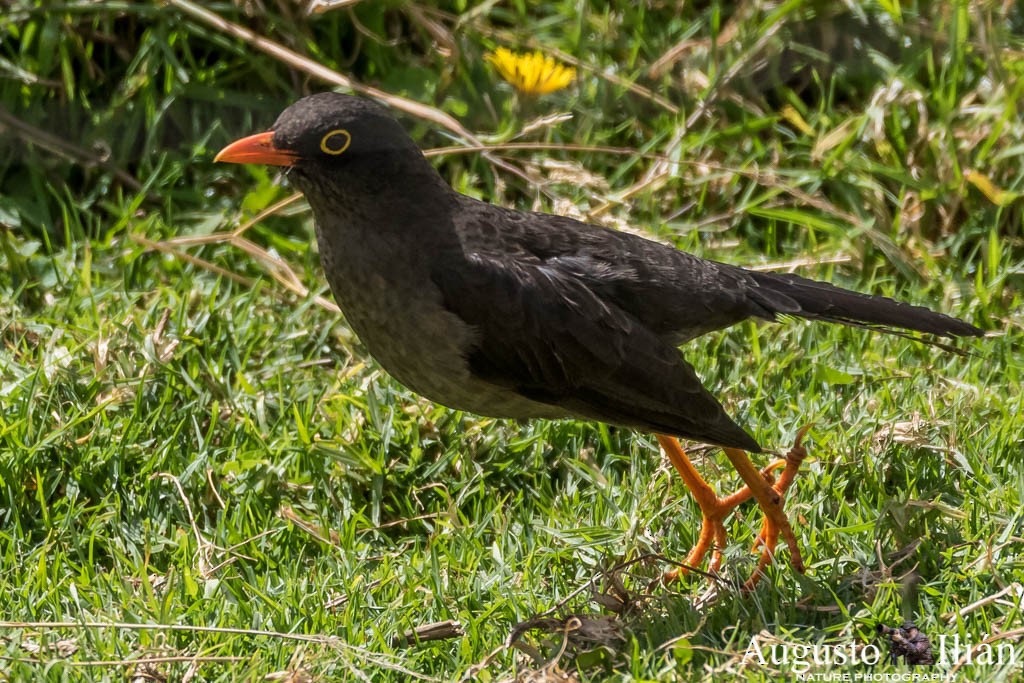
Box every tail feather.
[746,270,983,339]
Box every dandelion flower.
[486,48,576,96]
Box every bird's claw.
[742,424,811,591]
[658,426,810,592]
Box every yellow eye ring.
[320,129,351,155]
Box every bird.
[216,93,982,589]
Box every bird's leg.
[741,425,809,591]
[656,435,785,580]
[657,427,809,589]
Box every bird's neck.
[296,153,461,296]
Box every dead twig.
[0,105,156,202]
[165,0,536,188]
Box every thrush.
[216,93,982,588]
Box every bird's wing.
[431,251,761,451]
[449,204,773,342]
[451,205,982,344]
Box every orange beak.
[215,131,299,166]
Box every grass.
[1,0,1022,680]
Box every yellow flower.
[486,48,576,95]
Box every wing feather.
[431,252,761,451]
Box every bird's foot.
[656,426,810,590]
[739,424,810,591]
[656,435,774,581]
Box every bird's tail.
[744,270,983,339]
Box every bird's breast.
[314,217,561,419]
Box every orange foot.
[656,426,809,591]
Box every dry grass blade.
[131,233,340,314]
[405,3,458,60]
[0,621,439,681]
[422,5,678,114]
[135,189,346,320]
[146,191,339,311]
[166,0,460,136]
[646,3,747,77]
[166,0,535,186]
[943,583,1023,625]
[0,654,246,667]
[131,234,254,287]
[745,254,854,273]
[548,45,679,113]
[162,193,306,247]
[391,620,465,647]
[279,504,341,546]
[589,127,687,219]
[424,143,873,250]
[307,0,365,13]
[0,104,154,200]
[424,142,674,161]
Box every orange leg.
[742,425,809,590]
[657,426,809,589]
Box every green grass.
[1,1,1023,680]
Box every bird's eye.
[319,129,351,155]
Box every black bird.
[216,93,981,587]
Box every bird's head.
[215,93,420,179]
